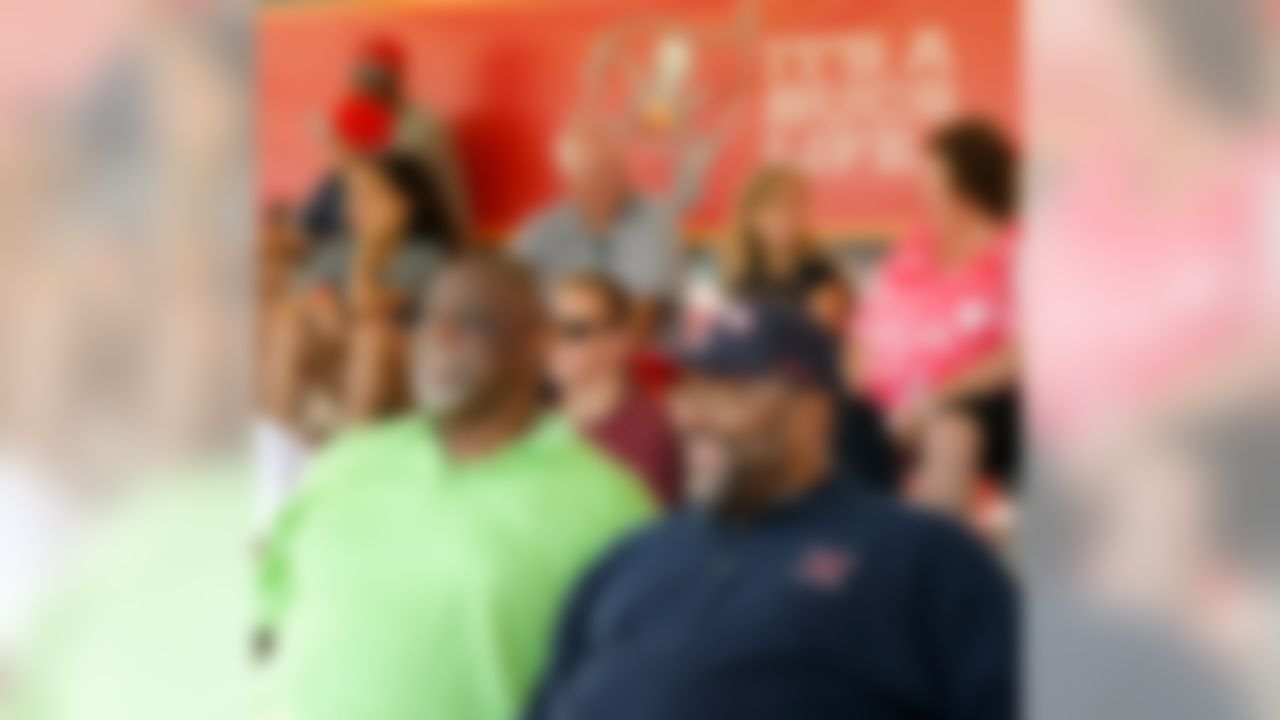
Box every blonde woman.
[720,165,846,335]
[718,164,898,493]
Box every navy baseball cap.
[675,300,842,393]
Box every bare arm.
[934,342,1018,405]
[348,241,409,321]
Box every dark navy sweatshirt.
[526,480,1016,720]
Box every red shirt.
[585,389,683,508]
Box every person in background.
[526,301,1015,720]
[514,116,680,338]
[257,153,456,534]
[720,164,898,492]
[257,125,393,535]
[298,92,400,246]
[257,202,304,390]
[351,35,471,242]
[853,118,1019,524]
[254,205,308,536]
[266,152,455,427]
[260,254,654,720]
[720,164,839,308]
[547,272,682,507]
[302,37,469,244]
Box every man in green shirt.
[259,254,655,720]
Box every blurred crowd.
[254,35,1019,720]
[257,35,1022,536]
[1,0,1278,717]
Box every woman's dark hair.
[927,118,1018,222]
[365,152,459,251]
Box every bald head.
[412,253,547,423]
[555,116,629,214]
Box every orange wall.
[259,0,1018,240]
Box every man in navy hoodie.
[526,301,1016,720]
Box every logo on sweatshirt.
[795,545,856,591]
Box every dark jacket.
[527,480,1016,720]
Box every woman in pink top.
[854,118,1020,516]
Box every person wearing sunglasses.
[547,272,683,508]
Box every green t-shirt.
[260,413,655,720]
[1,464,254,720]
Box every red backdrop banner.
[259,0,1017,242]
